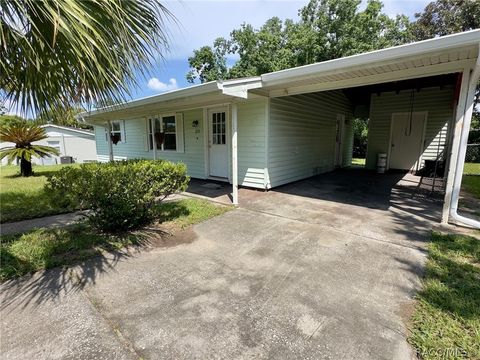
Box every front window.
[107,121,123,144]
[149,115,176,151]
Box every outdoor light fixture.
[192,120,199,128]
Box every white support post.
[232,103,239,205]
[450,70,479,217]
[151,118,157,160]
[442,68,470,223]
[107,121,114,162]
[443,51,480,228]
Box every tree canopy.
[186,0,479,83]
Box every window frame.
[148,113,177,152]
[106,120,125,143]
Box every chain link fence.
[464,144,479,175]
[458,130,479,220]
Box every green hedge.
[46,160,189,232]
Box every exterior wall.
[95,108,206,179]
[94,101,268,189]
[366,86,454,170]
[237,99,267,188]
[268,90,354,188]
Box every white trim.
[40,124,94,137]
[387,111,428,171]
[203,107,209,178]
[232,103,238,205]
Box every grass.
[352,158,366,166]
[0,198,231,281]
[0,164,79,223]
[461,175,480,200]
[463,162,480,176]
[409,232,480,360]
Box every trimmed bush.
[46,160,189,232]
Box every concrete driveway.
[1,170,440,359]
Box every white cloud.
[147,77,179,92]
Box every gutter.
[448,45,480,229]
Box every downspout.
[448,47,480,228]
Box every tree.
[186,0,412,83]
[186,38,229,83]
[411,0,480,40]
[1,0,172,115]
[0,114,27,129]
[35,106,92,129]
[0,124,59,176]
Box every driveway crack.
[80,287,142,360]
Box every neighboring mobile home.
[80,30,480,226]
[1,124,97,165]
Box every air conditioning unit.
[60,156,73,164]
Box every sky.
[134,0,431,100]
[4,0,432,115]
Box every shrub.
[46,160,189,232]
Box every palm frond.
[0,123,59,160]
[0,0,175,115]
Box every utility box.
[60,156,73,164]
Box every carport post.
[150,118,157,160]
[107,121,114,162]
[232,103,239,205]
[442,68,470,223]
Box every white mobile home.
[81,30,480,226]
[1,124,96,165]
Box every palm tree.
[1,0,173,115]
[0,124,59,176]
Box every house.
[1,124,97,165]
[80,30,480,227]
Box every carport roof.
[80,29,480,122]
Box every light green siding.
[366,86,454,170]
[268,90,354,188]
[237,99,267,188]
[95,108,206,179]
[94,103,269,189]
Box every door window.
[212,112,226,145]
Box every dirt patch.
[136,225,198,249]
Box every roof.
[41,124,94,136]
[80,29,480,123]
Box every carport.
[225,30,480,228]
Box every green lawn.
[352,158,366,166]
[0,198,231,281]
[409,232,480,360]
[1,164,80,223]
[461,175,480,200]
[463,162,480,176]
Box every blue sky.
[133,0,431,100]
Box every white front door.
[208,109,229,178]
[335,114,345,167]
[389,112,426,170]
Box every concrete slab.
[1,169,436,359]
